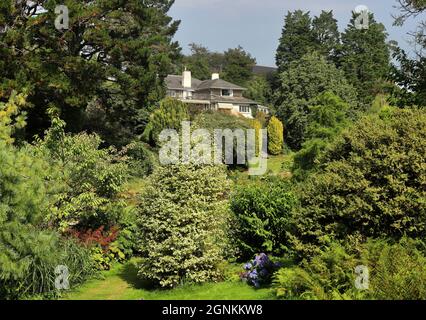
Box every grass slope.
[63,260,274,300]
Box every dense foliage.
[292,91,350,179]
[137,164,231,288]
[0,142,95,299]
[0,0,180,140]
[230,180,297,260]
[222,46,257,86]
[339,12,391,106]
[274,238,426,300]
[391,1,425,108]
[274,52,357,150]
[1,0,425,301]
[179,44,256,85]
[267,116,284,155]
[143,98,189,146]
[36,117,129,232]
[276,10,316,72]
[0,91,28,144]
[290,108,426,257]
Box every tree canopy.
[0,0,180,141]
[339,11,391,106]
[274,52,358,150]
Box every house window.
[183,91,192,99]
[239,105,250,113]
[167,90,176,97]
[221,89,233,97]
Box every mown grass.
[267,153,294,176]
[63,259,275,300]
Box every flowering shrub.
[241,253,281,288]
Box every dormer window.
[221,89,233,97]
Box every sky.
[169,0,423,66]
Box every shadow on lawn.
[118,261,156,290]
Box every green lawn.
[267,153,294,176]
[63,260,275,300]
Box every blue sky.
[169,0,422,66]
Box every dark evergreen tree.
[276,10,316,73]
[222,46,256,86]
[339,11,391,106]
[0,0,180,141]
[312,10,340,61]
[182,43,212,80]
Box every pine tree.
[312,10,340,61]
[222,46,256,86]
[0,0,180,141]
[182,43,212,80]
[339,11,391,106]
[276,10,316,73]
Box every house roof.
[165,75,202,91]
[196,79,246,91]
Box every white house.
[165,70,269,119]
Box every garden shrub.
[290,108,426,257]
[137,164,231,288]
[194,111,254,132]
[142,97,189,146]
[249,119,262,156]
[230,180,297,260]
[292,91,350,180]
[0,224,95,299]
[69,226,120,270]
[36,117,129,232]
[125,141,158,177]
[273,242,362,300]
[267,116,284,155]
[192,112,258,167]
